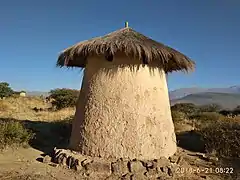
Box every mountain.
[169,86,240,100]
[171,92,240,110]
[26,91,49,97]
[169,87,206,100]
[24,86,240,109]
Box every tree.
[199,103,222,112]
[232,105,240,116]
[0,82,14,98]
[48,88,79,110]
[219,110,232,117]
[171,103,199,115]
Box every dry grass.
[0,96,75,150]
[0,97,75,121]
[0,100,10,112]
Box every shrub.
[0,119,34,149]
[189,112,224,129]
[199,103,222,112]
[48,88,79,110]
[232,105,240,116]
[198,119,240,158]
[219,110,232,116]
[0,82,14,99]
[171,110,187,122]
[171,103,200,115]
[190,112,223,121]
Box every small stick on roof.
[125,21,129,28]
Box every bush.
[0,82,14,99]
[199,103,222,112]
[49,88,79,110]
[232,105,240,116]
[190,112,223,122]
[198,119,240,158]
[219,110,232,116]
[171,110,187,122]
[189,112,225,130]
[0,119,34,149]
[171,103,200,115]
[171,103,240,159]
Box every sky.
[0,0,239,92]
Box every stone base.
[42,147,184,179]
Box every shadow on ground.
[0,117,207,154]
[176,130,206,153]
[0,117,72,155]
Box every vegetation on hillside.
[48,88,79,110]
[0,119,34,149]
[171,103,200,115]
[171,92,240,110]
[0,82,240,161]
[198,103,222,112]
[172,103,240,158]
[233,105,240,115]
[0,82,14,98]
[199,119,240,157]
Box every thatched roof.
[57,26,195,73]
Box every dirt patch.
[0,148,81,180]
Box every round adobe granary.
[57,24,195,160]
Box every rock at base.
[129,160,146,173]
[131,173,147,180]
[85,160,111,176]
[43,155,51,164]
[111,160,129,176]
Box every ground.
[0,97,239,179]
[0,148,80,180]
[0,146,238,180]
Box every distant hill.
[171,92,240,110]
[169,86,240,100]
[24,86,240,109]
[169,87,206,100]
[26,91,49,97]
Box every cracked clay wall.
[69,53,177,160]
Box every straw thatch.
[57,27,195,73]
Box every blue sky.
[0,0,239,92]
